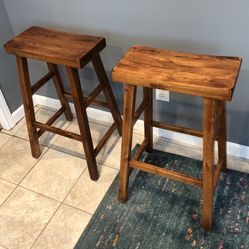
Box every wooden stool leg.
[217,101,227,172]
[119,84,137,203]
[91,54,122,135]
[143,87,153,151]
[47,63,73,121]
[16,56,41,158]
[66,67,99,181]
[202,98,215,231]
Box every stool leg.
[66,67,99,180]
[217,101,227,172]
[202,98,215,231]
[143,87,153,151]
[119,84,137,203]
[47,63,73,121]
[16,56,41,158]
[91,54,122,135]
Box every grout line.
[0,109,192,248]
[0,133,12,150]
[29,161,89,249]
[0,244,9,249]
[0,183,18,209]
[17,146,50,185]
[0,177,17,185]
[62,202,94,216]
[17,185,61,204]
[0,145,50,208]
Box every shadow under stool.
[112,45,242,231]
[4,26,122,181]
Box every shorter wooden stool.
[112,45,241,231]
[4,26,122,181]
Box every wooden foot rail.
[36,109,118,152]
[37,107,65,137]
[84,84,103,107]
[64,91,109,109]
[94,122,117,156]
[35,121,82,141]
[129,160,203,188]
[213,157,224,190]
[31,71,55,94]
[132,138,148,161]
[152,121,203,138]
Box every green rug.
[74,146,249,249]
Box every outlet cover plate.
[156,89,170,102]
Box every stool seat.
[4,26,106,68]
[113,45,241,100]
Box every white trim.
[33,94,113,123]
[33,94,249,160]
[12,105,25,125]
[135,119,249,160]
[0,90,15,129]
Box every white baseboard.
[0,90,15,130]
[33,94,249,160]
[12,105,25,125]
[33,94,113,123]
[3,94,249,159]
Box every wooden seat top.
[4,26,106,69]
[112,45,242,100]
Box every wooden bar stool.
[112,45,241,231]
[4,26,122,181]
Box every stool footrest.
[94,122,117,156]
[152,121,203,138]
[64,92,109,109]
[84,84,103,107]
[132,139,148,161]
[37,107,65,137]
[31,71,55,94]
[35,121,82,141]
[129,159,203,188]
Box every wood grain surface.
[112,45,242,100]
[4,26,106,68]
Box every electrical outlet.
[156,89,170,102]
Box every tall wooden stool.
[112,45,241,231]
[4,26,122,181]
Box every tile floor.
[0,106,248,249]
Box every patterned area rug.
[74,146,249,249]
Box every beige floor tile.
[1,107,40,136]
[64,165,118,214]
[99,132,145,169]
[0,187,60,249]
[0,179,16,206]
[15,107,71,147]
[0,137,47,184]
[52,119,119,158]
[32,204,92,249]
[0,133,11,149]
[53,119,146,169]
[21,149,87,201]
